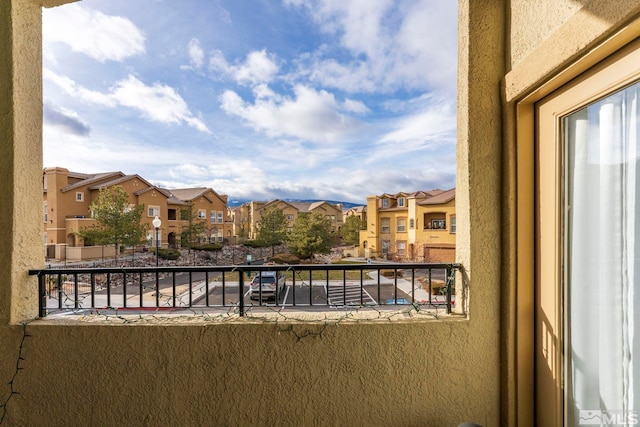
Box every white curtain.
[566,81,640,425]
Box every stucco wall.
[0,1,509,426]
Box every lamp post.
[152,216,161,267]
[232,235,236,265]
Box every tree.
[340,215,362,246]
[287,212,336,259]
[179,204,209,251]
[257,206,288,256]
[77,186,147,261]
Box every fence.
[29,262,460,317]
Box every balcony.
[29,262,460,318]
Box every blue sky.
[42,0,457,204]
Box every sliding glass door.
[535,40,640,426]
[564,80,640,426]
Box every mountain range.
[227,199,362,210]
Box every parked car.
[249,271,286,301]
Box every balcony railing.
[29,262,460,318]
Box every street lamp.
[232,235,236,265]
[152,215,161,267]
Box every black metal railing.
[29,263,460,318]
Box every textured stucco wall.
[0,1,502,426]
[2,320,495,426]
[0,0,42,325]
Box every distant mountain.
[227,198,362,209]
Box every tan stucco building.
[3,1,640,425]
[232,199,343,240]
[360,189,456,262]
[43,166,230,260]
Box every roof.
[61,171,124,192]
[344,205,366,214]
[418,188,456,205]
[88,174,155,191]
[169,187,228,204]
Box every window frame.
[148,206,160,218]
[513,32,640,427]
[534,39,640,426]
[380,217,390,233]
[75,191,84,202]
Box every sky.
[42,0,457,205]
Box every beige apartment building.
[231,199,344,240]
[359,189,455,262]
[4,1,640,426]
[43,167,230,259]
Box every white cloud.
[111,75,210,133]
[220,84,361,143]
[208,49,231,77]
[187,38,205,69]
[287,0,457,94]
[235,50,279,85]
[43,3,145,62]
[379,99,455,145]
[44,69,210,133]
[342,98,369,114]
[208,49,279,86]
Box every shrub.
[150,247,181,260]
[269,253,301,265]
[243,239,270,248]
[380,269,403,278]
[192,243,223,251]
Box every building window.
[148,206,160,217]
[450,216,456,233]
[210,212,216,223]
[397,218,406,232]
[380,218,390,233]
[43,204,48,223]
[198,209,206,219]
[409,218,415,229]
[286,214,294,221]
[398,197,405,207]
[381,240,390,254]
[217,212,223,223]
[431,219,446,230]
[75,192,84,202]
[397,241,406,255]
[382,198,389,208]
